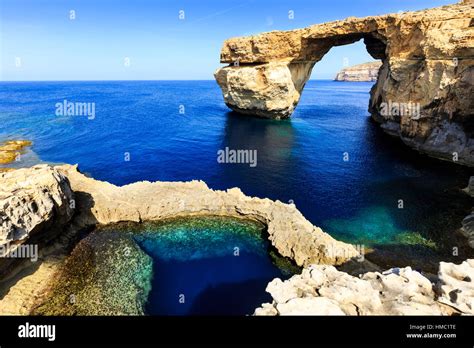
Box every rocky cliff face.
[334,61,382,81]
[214,2,473,165]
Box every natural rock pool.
[34,216,294,315]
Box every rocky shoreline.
[0,164,472,315]
[0,164,359,314]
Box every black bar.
[0,316,472,346]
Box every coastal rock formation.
[0,256,64,315]
[1,164,472,315]
[0,140,32,165]
[334,61,382,81]
[215,61,314,119]
[214,2,474,165]
[0,165,74,245]
[255,259,474,316]
[53,164,359,267]
[0,165,74,274]
[0,164,360,314]
[0,140,33,173]
[437,259,474,313]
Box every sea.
[1,80,472,272]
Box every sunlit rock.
[215,2,474,165]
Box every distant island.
[334,61,382,82]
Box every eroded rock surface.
[1,165,472,316]
[215,2,474,165]
[0,164,359,314]
[53,164,359,267]
[0,165,74,272]
[255,259,474,315]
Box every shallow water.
[101,216,286,315]
[0,80,472,269]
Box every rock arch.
[214,2,473,165]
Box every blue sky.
[1,0,455,81]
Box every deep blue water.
[0,80,472,269]
[126,216,284,315]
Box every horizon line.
[0,78,337,83]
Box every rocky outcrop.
[214,2,474,165]
[0,140,32,165]
[215,61,314,119]
[255,259,474,316]
[0,140,33,174]
[1,165,472,316]
[0,165,74,245]
[51,164,359,267]
[437,259,474,313]
[334,61,382,81]
[0,165,74,274]
[0,164,361,314]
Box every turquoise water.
[99,216,286,315]
[0,80,472,269]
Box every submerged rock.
[255,259,474,315]
[0,140,32,165]
[32,232,153,315]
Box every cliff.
[334,61,382,81]
[214,2,474,166]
